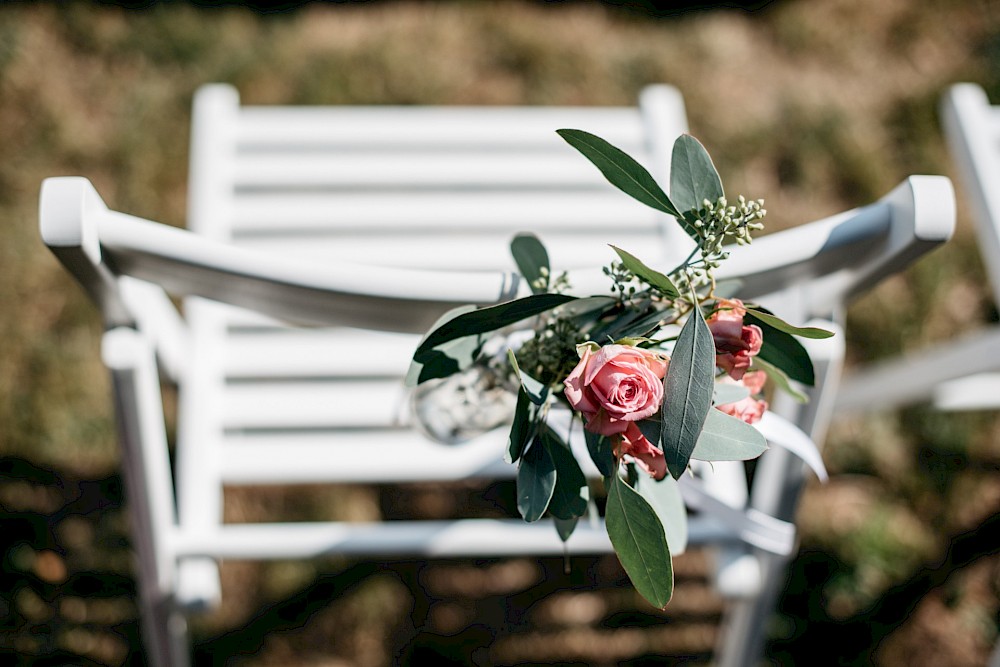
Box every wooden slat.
[221,428,510,484]
[229,190,658,232]
[232,152,623,190]
[237,106,645,150]
[222,328,416,379]
[231,231,660,271]
[223,379,409,429]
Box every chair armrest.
[718,176,954,318]
[41,177,525,333]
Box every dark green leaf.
[554,516,579,543]
[660,305,716,479]
[557,129,680,217]
[610,246,680,298]
[604,307,671,341]
[636,413,662,447]
[505,387,533,464]
[605,473,674,608]
[691,408,768,461]
[511,233,550,294]
[632,472,688,554]
[406,305,478,386]
[744,307,834,339]
[585,429,617,478]
[670,135,724,231]
[415,293,575,358]
[744,311,815,386]
[508,349,549,405]
[752,356,809,403]
[517,434,557,522]
[546,431,590,520]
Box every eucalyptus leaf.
[660,305,715,479]
[585,429,617,478]
[690,408,768,461]
[415,293,575,358]
[505,387,533,465]
[511,233,550,294]
[744,307,834,339]
[406,305,478,386]
[546,431,590,520]
[557,129,680,217]
[713,382,751,406]
[744,311,815,386]
[508,349,549,405]
[517,434,557,522]
[610,246,680,298]
[632,472,688,554]
[554,516,580,543]
[670,135,724,239]
[407,335,484,385]
[753,356,809,403]
[605,472,674,609]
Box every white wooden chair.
[40,83,954,667]
[837,82,1000,413]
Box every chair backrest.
[40,84,955,667]
[834,82,1000,414]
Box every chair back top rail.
[942,83,1000,299]
[41,174,953,332]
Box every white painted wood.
[40,81,955,667]
[837,83,1000,413]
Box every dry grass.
[3,1,1000,665]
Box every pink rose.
[708,298,763,380]
[564,344,669,437]
[716,370,768,425]
[615,423,668,480]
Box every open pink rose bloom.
[707,298,763,380]
[564,344,670,479]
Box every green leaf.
[752,356,809,403]
[517,434,557,522]
[660,305,716,479]
[554,516,579,543]
[415,293,575,359]
[557,129,680,217]
[585,429,616,478]
[605,473,674,608]
[690,408,768,461]
[546,431,590,521]
[610,246,680,298]
[744,311,815,386]
[744,307,834,339]
[505,387,533,464]
[507,349,548,405]
[670,135,724,224]
[511,233,550,294]
[713,382,750,406]
[632,472,688,554]
[406,305,479,386]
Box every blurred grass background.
[2,0,1000,664]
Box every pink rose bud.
[707,298,763,380]
[564,344,669,437]
[615,423,668,480]
[716,370,768,425]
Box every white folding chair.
[837,82,1000,413]
[40,83,954,667]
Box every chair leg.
[104,327,188,666]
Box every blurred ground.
[2,0,1000,665]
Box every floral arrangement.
[408,130,832,608]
